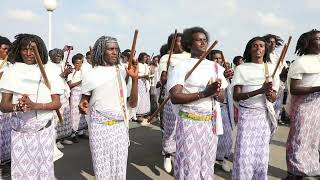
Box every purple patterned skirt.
[286,92,320,176]
[232,106,271,180]
[89,110,129,180]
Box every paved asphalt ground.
[1,121,318,180]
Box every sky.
[1,0,319,62]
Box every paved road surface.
[1,121,318,180]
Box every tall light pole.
[43,0,57,51]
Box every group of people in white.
[0,27,319,180]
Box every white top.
[138,63,149,76]
[287,54,320,87]
[232,62,281,108]
[81,61,92,75]
[81,65,130,123]
[0,63,64,131]
[67,69,83,84]
[46,61,71,99]
[167,58,228,113]
[158,52,191,75]
[0,59,11,73]
[232,62,280,90]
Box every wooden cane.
[166,29,178,73]
[31,42,64,123]
[128,30,139,69]
[271,36,292,78]
[148,40,219,123]
[221,52,232,83]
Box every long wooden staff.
[271,36,292,78]
[128,30,139,69]
[166,29,178,72]
[0,55,8,69]
[31,43,64,123]
[149,30,177,123]
[148,40,219,123]
[221,52,232,83]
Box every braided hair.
[295,29,320,56]
[9,33,48,64]
[92,36,121,67]
[243,36,271,63]
[263,34,284,48]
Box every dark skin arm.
[290,78,320,95]
[60,65,73,79]
[79,94,91,114]
[170,79,224,104]
[68,80,82,89]
[0,93,61,113]
[127,63,139,108]
[233,82,277,102]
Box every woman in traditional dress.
[47,48,73,148]
[79,36,138,180]
[0,34,64,180]
[136,52,151,121]
[67,54,86,143]
[231,36,280,180]
[0,36,11,177]
[168,27,228,180]
[285,29,320,179]
[207,49,235,172]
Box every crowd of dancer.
[0,26,319,180]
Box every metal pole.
[48,10,52,51]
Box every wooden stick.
[0,55,9,70]
[166,29,178,72]
[31,42,64,123]
[271,36,292,78]
[149,30,177,123]
[128,30,138,69]
[221,52,232,83]
[148,40,219,122]
[185,40,218,80]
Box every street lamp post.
[43,0,57,51]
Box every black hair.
[138,52,148,63]
[243,36,271,63]
[295,29,320,56]
[233,55,243,65]
[0,36,11,46]
[121,49,131,58]
[85,51,90,56]
[72,53,84,64]
[9,33,48,64]
[160,44,168,57]
[263,34,284,48]
[206,49,222,61]
[182,27,209,53]
[167,33,183,50]
[48,48,64,60]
